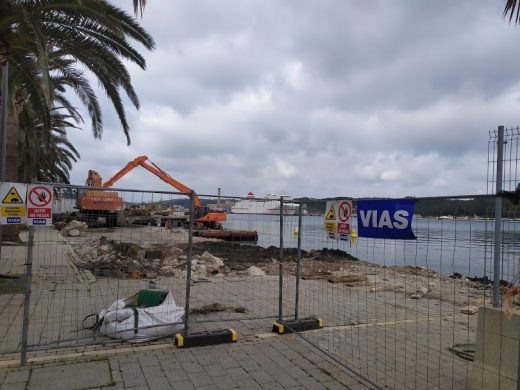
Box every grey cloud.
[67,0,520,198]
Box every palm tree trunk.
[2,111,21,243]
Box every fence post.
[295,203,303,320]
[20,226,35,366]
[493,125,504,307]
[278,196,284,322]
[183,191,195,336]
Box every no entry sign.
[27,184,53,226]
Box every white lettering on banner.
[359,210,410,230]
[393,210,409,229]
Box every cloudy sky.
[67,0,520,199]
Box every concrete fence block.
[469,306,519,390]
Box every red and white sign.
[338,201,352,222]
[27,184,53,226]
[337,223,350,234]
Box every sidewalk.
[0,334,370,390]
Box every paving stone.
[27,361,112,390]
[144,378,173,390]
[204,363,226,377]
[214,375,239,389]
[236,379,263,389]
[170,380,196,390]
[248,369,275,384]
[188,371,215,386]
[2,382,27,390]
[4,369,30,384]
[138,354,160,367]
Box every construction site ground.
[0,225,515,389]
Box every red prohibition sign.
[338,201,352,222]
[28,186,51,207]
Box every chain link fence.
[0,128,518,389]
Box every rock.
[419,286,429,295]
[411,286,429,299]
[146,272,157,279]
[68,228,81,237]
[328,274,368,285]
[159,266,176,275]
[168,247,183,259]
[200,251,224,268]
[248,266,265,276]
[99,245,110,252]
[460,305,479,314]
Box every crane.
[78,156,226,228]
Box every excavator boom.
[100,156,226,225]
[102,156,201,207]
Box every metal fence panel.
[284,196,520,389]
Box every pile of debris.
[70,236,226,279]
[60,220,88,237]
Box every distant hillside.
[296,197,501,218]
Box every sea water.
[224,214,520,280]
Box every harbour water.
[224,214,520,280]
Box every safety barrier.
[0,126,518,389]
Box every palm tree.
[0,0,154,240]
[505,1,520,22]
[133,0,147,17]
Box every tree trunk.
[2,111,20,243]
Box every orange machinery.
[77,156,227,227]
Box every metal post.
[0,60,8,181]
[295,203,303,320]
[493,125,504,307]
[20,226,34,366]
[0,61,9,261]
[183,191,195,336]
[278,196,284,322]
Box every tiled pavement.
[0,334,371,389]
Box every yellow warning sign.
[325,205,336,220]
[324,222,336,233]
[2,186,24,204]
[1,205,25,217]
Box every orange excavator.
[77,156,226,228]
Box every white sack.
[99,291,184,342]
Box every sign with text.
[324,199,352,241]
[27,184,53,226]
[357,199,416,240]
[0,182,27,225]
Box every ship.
[230,192,300,215]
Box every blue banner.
[357,199,416,240]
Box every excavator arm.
[102,156,202,207]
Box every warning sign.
[324,222,336,233]
[27,184,53,226]
[0,182,27,225]
[324,199,353,241]
[337,223,350,234]
[2,186,24,204]
[338,201,352,222]
[325,204,336,220]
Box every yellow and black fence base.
[175,329,237,348]
[272,316,323,334]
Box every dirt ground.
[60,224,519,315]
